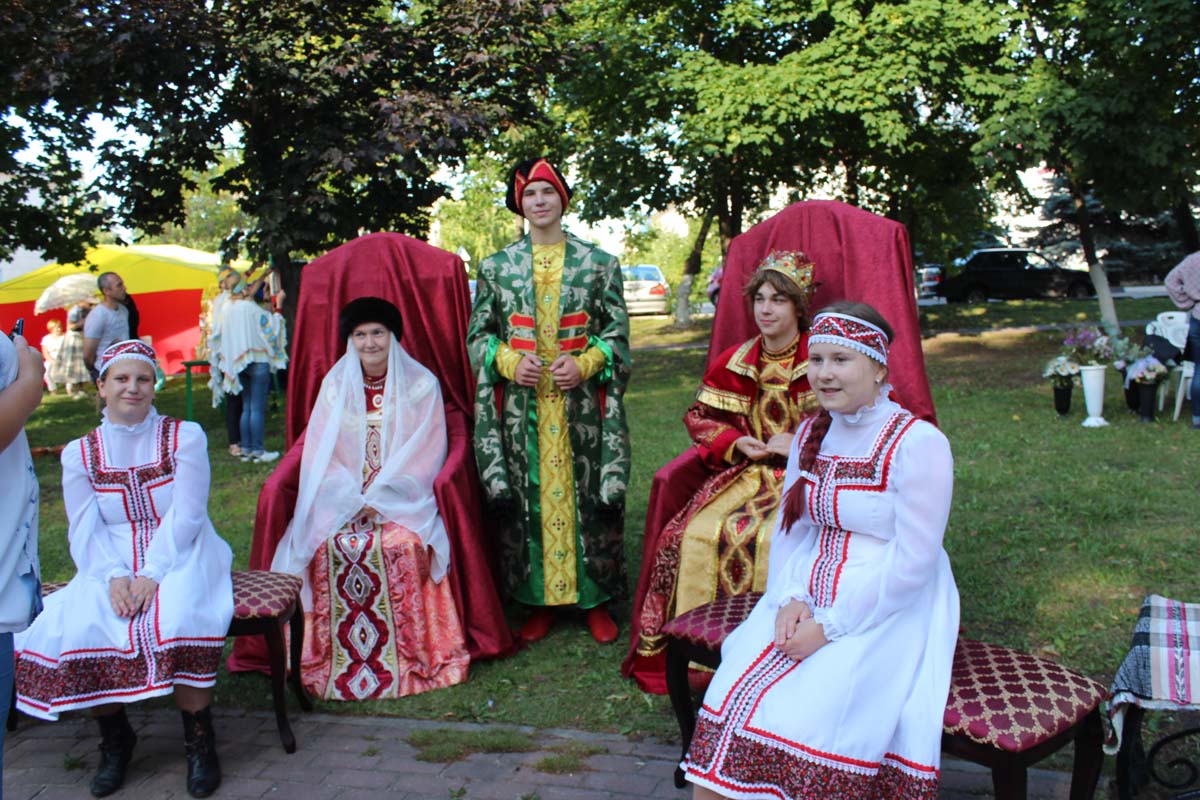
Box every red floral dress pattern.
[302,385,469,700]
[631,337,814,678]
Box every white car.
[622,264,671,315]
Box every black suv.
[936,248,1120,303]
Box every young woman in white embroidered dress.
[684,301,959,800]
[14,340,233,799]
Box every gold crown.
[756,250,816,300]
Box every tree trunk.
[844,156,861,207]
[1173,194,1200,253]
[1065,171,1118,332]
[272,248,301,345]
[729,183,745,241]
[716,188,734,259]
[674,214,713,326]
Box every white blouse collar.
[101,407,160,435]
[831,384,898,426]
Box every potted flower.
[1061,326,1114,427]
[1062,326,1115,365]
[1043,355,1081,416]
[1124,355,1170,422]
[1111,334,1152,412]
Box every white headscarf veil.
[270,333,450,607]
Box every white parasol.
[34,273,99,314]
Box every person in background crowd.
[207,264,285,463]
[1164,250,1200,429]
[270,298,469,700]
[624,251,819,691]
[681,301,958,800]
[40,319,65,394]
[14,340,233,799]
[208,267,245,457]
[468,156,631,645]
[120,292,139,342]
[0,332,44,788]
[83,273,130,380]
[52,299,94,398]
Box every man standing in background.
[82,272,130,380]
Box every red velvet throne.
[623,199,936,693]
[227,232,515,675]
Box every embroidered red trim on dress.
[559,311,589,328]
[510,337,536,352]
[796,411,916,608]
[687,646,940,800]
[19,416,226,716]
[558,335,588,352]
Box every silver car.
[622,264,671,315]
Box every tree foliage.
[431,155,519,273]
[137,154,257,255]
[975,0,1200,327]
[532,0,1007,265]
[624,215,721,302]
[1,0,566,317]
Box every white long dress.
[683,395,959,800]
[14,410,233,721]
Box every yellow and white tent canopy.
[0,244,251,375]
[0,244,236,304]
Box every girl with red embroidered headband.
[96,338,157,377]
[807,309,890,365]
[683,300,960,800]
[14,339,234,798]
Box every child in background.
[40,320,64,394]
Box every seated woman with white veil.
[271,297,469,700]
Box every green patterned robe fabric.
[467,233,631,606]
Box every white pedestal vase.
[1080,364,1109,427]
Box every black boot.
[91,708,137,797]
[180,706,221,798]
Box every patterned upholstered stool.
[662,593,1108,799]
[942,638,1107,799]
[228,569,311,753]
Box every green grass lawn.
[21,311,1197,751]
[919,295,1175,334]
[631,293,1178,347]
[628,314,713,349]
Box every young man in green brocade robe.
[467,157,631,644]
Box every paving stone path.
[3,708,1108,799]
